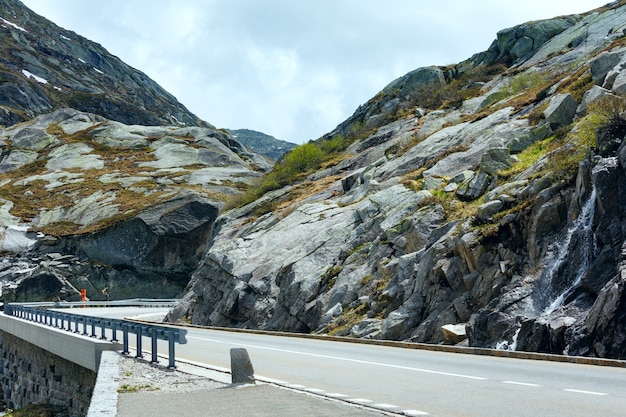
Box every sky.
[20,1,609,144]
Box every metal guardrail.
[3,301,187,368]
[9,298,181,309]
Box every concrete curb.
[129,318,626,368]
[87,351,119,417]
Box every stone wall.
[0,330,96,416]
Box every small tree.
[280,142,324,175]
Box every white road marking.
[188,335,487,380]
[305,388,325,394]
[326,392,348,398]
[502,380,541,387]
[403,410,430,416]
[374,403,399,409]
[349,398,374,404]
[563,389,608,396]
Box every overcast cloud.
[21,0,608,143]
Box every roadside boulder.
[441,323,467,344]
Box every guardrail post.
[58,313,65,330]
[122,323,129,355]
[100,321,107,340]
[90,319,97,338]
[168,331,176,369]
[136,326,143,358]
[151,328,158,363]
[112,322,119,342]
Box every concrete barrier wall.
[0,314,122,372]
[0,330,95,414]
[0,314,123,415]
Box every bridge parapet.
[4,300,187,368]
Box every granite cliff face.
[168,2,626,359]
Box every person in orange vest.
[80,289,87,306]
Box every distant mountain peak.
[228,128,297,161]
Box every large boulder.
[589,48,626,86]
[576,86,616,116]
[486,17,578,65]
[456,171,491,201]
[382,66,445,98]
[74,194,219,275]
[543,93,577,129]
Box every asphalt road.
[72,307,626,417]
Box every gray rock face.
[482,17,578,65]
[543,93,578,129]
[383,66,445,97]
[75,194,219,274]
[0,107,267,301]
[164,2,626,361]
[323,66,445,139]
[456,171,491,201]
[590,48,626,86]
[576,86,616,116]
[3,0,626,362]
[228,129,297,161]
[0,0,209,127]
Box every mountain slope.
[168,1,626,360]
[228,129,296,161]
[0,0,207,127]
[0,1,272,302]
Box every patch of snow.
[54,86,62,91]
[0,16,27,32]
[21,69,48,84]
[60,34,70,40]
[78,58,86,64]
[93,67,104,74]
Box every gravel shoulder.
[114,354,396,417]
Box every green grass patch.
[498,136,558,180]
[118,383,158,393]
[227,140,348,209]
[5,404,67,417]
[326,302,369,336]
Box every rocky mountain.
[3,0,626,362]
[167,1,626,360]
[0,107,271,300]
[0,0,271,301]
[228,129,297,161]
[0,0,207,127]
